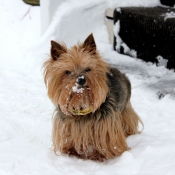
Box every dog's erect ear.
[83,33,96,53]
[50,40,67,61]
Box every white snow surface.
[1,0,175,174]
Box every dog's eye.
[65,70,71,75]
[85,68,91,73]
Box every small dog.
[43,34,143,161]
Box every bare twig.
[21,6,31,20]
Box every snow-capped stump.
[113,6,175,70]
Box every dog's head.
[43,34,110,116]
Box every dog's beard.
[59,85,94,116]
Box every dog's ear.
[83,33,96,54]
[50,40,67,61]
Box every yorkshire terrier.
[43,33,143,161]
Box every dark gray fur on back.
[106,67,131,111]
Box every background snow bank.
[32,0,160,56]
[1,0,175,174]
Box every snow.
[114,21,137,57]
[72,83,84,93]
[1,0,175,174]
[162,11,175,21]
[72,76,86,93]
[113,21,122,52]
[157,55,168,67]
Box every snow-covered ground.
[0,0,175,174]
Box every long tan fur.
[52,101,142,161]
[43,34,143,162]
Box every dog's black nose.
[77,76,86,86]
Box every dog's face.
[43,34,109,116]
